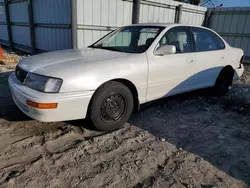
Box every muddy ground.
[0,67,250,188]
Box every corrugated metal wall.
[0,0,8,45]
[2,0,249,56]
[179,2,207,25]
[33,0,72,51]
[11,1,30,48]
[76,0,207,48]
[0,0,72,53]
[1,0,207,53]
[209,7,250,57]
[76,0,133,48]
[140,0,206,25]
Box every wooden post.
[204,10,211,27]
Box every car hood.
[18,48,130,72]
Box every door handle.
[187,59,194,64]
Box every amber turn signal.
[26,100,58,109]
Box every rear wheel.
[214,67,234,96]
[88,81,134,132]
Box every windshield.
[89,26,165,53]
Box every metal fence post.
[174,5,183,23]
[4,0,13,51]
[204,10,211,27]
[132,0,141,24]
[27,0,36,54]
[71,0,77,49]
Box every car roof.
[127,23,206,29]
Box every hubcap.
[101,93,126,121]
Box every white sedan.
[9,23,244,131]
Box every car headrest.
[168,41,183,52]
[146,38,155,46]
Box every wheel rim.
[101,93,126,122]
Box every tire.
[88,81,134,132]
[214,68,234,97]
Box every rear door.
[147,26,197,101]
[190,27,227,89]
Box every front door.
[147,26,196,102]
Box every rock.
[72,126,84,135]
[180,125,189,129]
[204,107,209,111]
[58,125,73,136]
[160,138,166,142]
[229,86,233,90]
[135,160,141,166]
[179,148,183,151]
[195,157,204,163]
[5,171,22,181]
[218,135,225,139]
[139,134,144,138]
[239,107,245,112]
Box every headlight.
[25,73,63,93]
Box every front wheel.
[88,81,134,132]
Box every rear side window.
[191,27,225,52]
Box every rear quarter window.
[211,31,225,50]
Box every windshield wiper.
[89,46,124,52]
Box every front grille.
[15,66,28,83]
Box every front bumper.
[8,73,94,122]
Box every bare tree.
[174,0,201,5]
[174,0,220,7]
[200,0,216,7]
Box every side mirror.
[154,45,176,56]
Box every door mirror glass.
[155,45,176,55]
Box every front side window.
[191,27,225,52]
[90,26,164,53]
[158,27,194,53]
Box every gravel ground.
[0,51,250,188]
[0,47,27,72]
